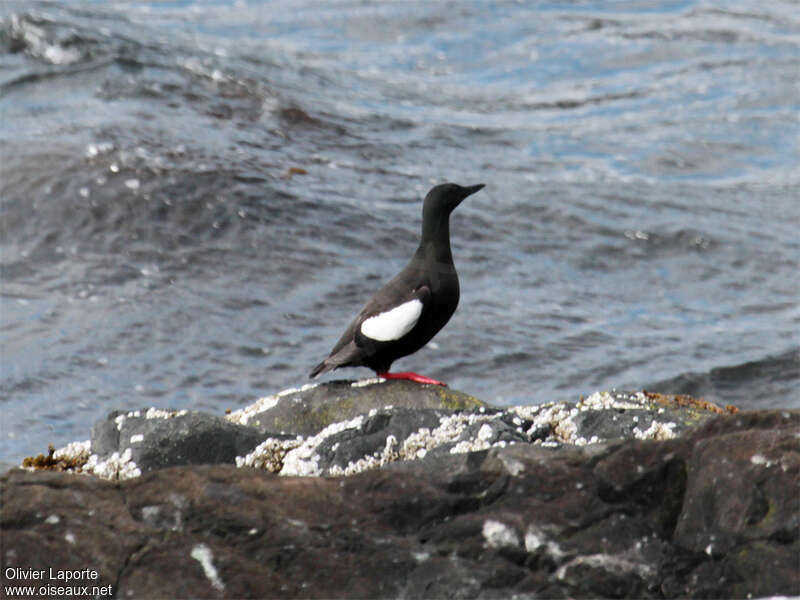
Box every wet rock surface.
[3,382,798,598]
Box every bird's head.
[423,182,485,218]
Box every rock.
[66,380,485,478]
[3,409,797,599]
[24,386,737,481]
[89,409,268,476]
[1,469,147,593]
[235,389,734,478]
[224,378,485,436]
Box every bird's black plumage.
[310,182,484,384]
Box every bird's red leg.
[376,371,447,387]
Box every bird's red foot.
[377,371,447,387]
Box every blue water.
[1,0,798,464]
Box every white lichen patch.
[144,407,188,420]
[411,551,430,563]
[750,454,774,467]
[482,520,520,549]
[281,448,321,477]
[511,402,579,444]
[280,415,366,477]
[328,435,399,477]
[525,525,567,559]
[554,414,580,444]
[633,420,677,441]
[225,396,279,426]
[351,377,384,388]
[114,413,132,430]
[83,448,141,481]
[190,543,225,592]
[236,436,304,472]
[225,383,318,426]
[556,552,653,581]
[578,391,649,411]
[450,438,491,454]
[478,423,494,441]
[53,440,92,463]
[115,408,188,431]
[499,454,525,476]
[404,412,498,456]
[141,506,160,521]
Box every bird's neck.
[419,213,453,264]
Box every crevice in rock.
[769,527,798,545]
[445,468,497,497]
[477,473,511,508]
[744,480,770,526]
[113,539,149,599]
[657,459,687,539]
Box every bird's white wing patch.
[360,299,423,342]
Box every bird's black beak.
[462,183,485,198]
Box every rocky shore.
[2,380,798,598]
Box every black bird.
[310,182,485,386]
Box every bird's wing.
[360,297,423,341]
[310,279,430,378]
[355,284,431,345]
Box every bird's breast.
[426,261,458,297]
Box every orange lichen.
[641,391,738,414]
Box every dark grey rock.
[237,389,733,477]
[30,386,736,481]
[90,409,268,473]
[571,407,651,441]
[89,409,124,457]
[315,407,445,474]
[565,391,728,443]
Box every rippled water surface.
[1,0,799,463]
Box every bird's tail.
[309,341,361,379]
[309,360,333,379]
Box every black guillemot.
[310,182,485,386]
